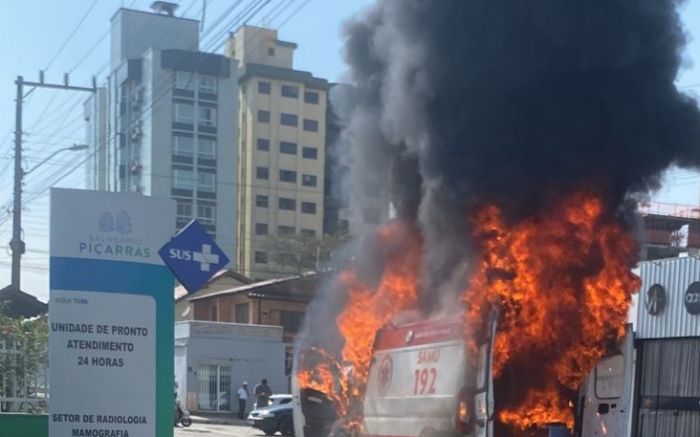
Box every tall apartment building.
[225,26,328,280]
[84,2,238,262]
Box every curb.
[190,415,249,426]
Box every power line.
[43,0,100,71]
[0,0,310,243]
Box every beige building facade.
[226,26,329,280]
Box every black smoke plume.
[296,1,700,435]
[339,0,700,306]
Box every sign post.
[49,188,175,437]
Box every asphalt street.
[175,422,267,437]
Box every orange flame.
[463,192,639,432]
[297,222,422,429]
[297,193,639,436]
[296,348,350,416]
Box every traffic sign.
[159,220,230,294]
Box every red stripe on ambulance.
[373,318,463,350]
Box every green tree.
[262,231,350,275]
[0,306,48,413]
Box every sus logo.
[377,355,393,396]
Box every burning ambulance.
[293,315,635,437]
[293,313,497,437]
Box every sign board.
[158,219,229,294]
[49,188,175,437]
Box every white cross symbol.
[192,244,220,272]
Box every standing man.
[254,378,272,408]
[237,382,249,419]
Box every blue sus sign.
[159,220,230,294]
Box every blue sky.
[0,0,698,300]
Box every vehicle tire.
[181,418,192,427]
[279,417,294,436]
[263,427,277,436]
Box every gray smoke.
[337,0,700,308]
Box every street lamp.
[25,144,88,175]
[9,143,89,290]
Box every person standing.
[254,378,272,408]
[237,382,249,419]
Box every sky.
[0,0,698,302]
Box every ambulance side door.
[474,315,496,437]
[579,325,635,437]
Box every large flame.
[297,193,639,436]
[463,192,639,433]
[297,222,422,429]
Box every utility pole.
[10,73,96,291]
[10,76,24,290]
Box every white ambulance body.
[362,317,495,437]
[293,318,634,437]
[574,326,635,437]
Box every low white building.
[174,320,285,413]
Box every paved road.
[175,422,265,437]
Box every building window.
[258,81,271,94]
[173,135,194,156]
[254,251,268,264]
[280,142,297,155]
[198,138,216,159]
[268,47,275,56]
[175,71,195,90]
[304,91,319,104]
[279,170,297,183]
[173,169,194,190]
[279,198,296,211]
[363,208,381,224]
[255,223,268,235]
[198,172,216,192]
[303,119,319,132]
[257,110,270,123]
[199,75,217,94]
[281,85,299,98]
[176,200,193,220]
[302,147,317,159]
[302,174,317,187]
[280,311,304,333]
[301,202,316,214]
[256,195,269,207]
[256,167,269,180]
[174,102,194,124]
[280,113,298,127]
[197,203,216,225]
[235,303,249,324]
[257,138,270,151]
[198,106,217,127]
[278,225,295,236]
[300,229,316,238]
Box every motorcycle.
[174,392,193,427]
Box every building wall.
[90,7,239,263]
[110,8,198,70]
[175,321,285,412]
[84,87,109,191]
[192,294,309,344]
[238,77,327,280]
[175,274,250,321]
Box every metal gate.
[197,364,232,412]
[636,339,700,437]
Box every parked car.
[248,402,294,436]
[254,393,293,410]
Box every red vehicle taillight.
[455,387,474,435]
